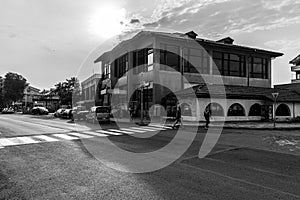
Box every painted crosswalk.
[0,124,172,148]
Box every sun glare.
[88,5,126,39]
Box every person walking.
[204,106,211,129]
[172,102,183,129]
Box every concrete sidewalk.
[176,121,300,130]
[112,118,300,130]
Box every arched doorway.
[227,103,245,116]
[275,104,290,116]
[206,103,224,116]
[180,103,192,116]
[249,103,261,116]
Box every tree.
[54,77,79,106]
[2,72,28,106]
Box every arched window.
[206,103,224,116]
[276,104,290,116]
[227,103,245,116]
[249,103,261,116]
[181,103,192,116]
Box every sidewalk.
[178,121,300,130]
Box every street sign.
[272,92,279,100]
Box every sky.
[0,0,300,89]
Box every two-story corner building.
[93,30,300,121]
[79,73,102,109]
[274,54,300,119]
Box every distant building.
[23,85,40,107]
[94,31,300,121]
[274,54,300,119]
[78,73,101,109]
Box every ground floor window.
[227,103,245,116]
[275,104,290,116]
[249,103,261,116]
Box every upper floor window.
[213,51,246,77]
[160,44,180,71]
[250,57,268,79]
[114,53,128,78]
[133,48,153,74]
[183,48,209,74]
[103,63,111,79]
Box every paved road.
[0,114,299,200]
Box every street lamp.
[272,92,279,128]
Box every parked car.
[61,109,73,119]
[1,107,15,114]
[54,108,65,118]
[73,106,88,121]
[95,106,111,123]
[86,106,111,123]
[31,106,49,115]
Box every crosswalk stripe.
[108,129,134,134]
[15,137,40,144]
[120,128,146,133]
[34,135,59,142]
[143,126,166,130]
[67,132,94,139]
[82,131,107,137]
[0,138,18,146]
[130,127,163,131]
[149,124,173,129]
[52,134,79,140]
[96,130,122,136]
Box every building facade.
[93,31,300,121]
[79,73,101,109]
[274,54,300,119]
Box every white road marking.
[34,135,59,142]
[108,129,134,134]
[82,131,107,137]
[120,128,146,133]
[52,134,79,140]
[130,127,163,131]
[67,132,94,139]
[14,137,40,144]
[0,138,18,146]
[96,130,122,136]
[149,124,173,129]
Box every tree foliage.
[2,72,28,105]
[54,77,81,106]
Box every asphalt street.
[0,114,299,200]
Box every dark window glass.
[275,104,290,116]
[250,57,268,79]
[213,51,246,77]
[227,103,245,116]
[160,44,180,71]
[249,104,261,116]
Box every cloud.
[265,38,300,51]
[130,19,140,24]
[139,0,300,38]
[143,22,159,27]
